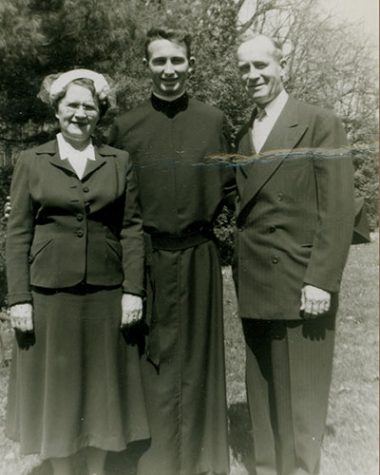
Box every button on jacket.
[6,139,144,306]
[234,96,355,320]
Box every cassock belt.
[148,229,212,251]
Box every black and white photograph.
[0,1,378,474]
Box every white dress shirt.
[252,89,289,152]
[56,133,96,179]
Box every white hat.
[39,69,112,105]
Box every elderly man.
[109,27,233,475]
[233,34,355,475]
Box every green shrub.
[213,204,236,267]
[352,144,379,231]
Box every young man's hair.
[144,26,192,59]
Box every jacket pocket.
[106,239,122,258]
[29,238,53,262]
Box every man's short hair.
[237,32,284,61]
[144,26,192,59]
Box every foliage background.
[0,0,378,292]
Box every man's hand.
[10,303,33,332]
[300,285,331,319]
[121,293,143,327]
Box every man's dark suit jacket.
[234,95,355,319]
[6,139,144,306]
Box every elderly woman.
[5,70,149,475]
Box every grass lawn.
[0,236,378,475]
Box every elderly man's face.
[237,37,285,107]
[146,39,193,99]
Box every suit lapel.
[237,132,256,178]
[35,140,74,175]
[236,110,257,179]
[259,96,304,154]
[238,97,308,222]
[82,144,118,179]
[35,140,115,179]
[82,148,108,179]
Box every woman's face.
[55,83,100,145]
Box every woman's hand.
[121,293,143,327]
[2,195,11,223]
[10,303,33,332]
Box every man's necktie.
[252,108,267,152]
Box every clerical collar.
[151,93,189,118]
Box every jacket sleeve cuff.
[8,292,33,307]
[122,285,145,298]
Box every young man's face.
[237,37,286,107]
[146,39,193,99]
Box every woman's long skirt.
[6,286,149,459]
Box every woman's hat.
[38,69,112,105]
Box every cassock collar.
[151,93,189,118]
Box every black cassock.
[110,94,234,475]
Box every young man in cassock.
[109,27,234,475]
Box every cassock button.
[272,256,279,264]
[269,226,276,233]
[76,213,84,221]
[277,193,284,201]
[83,186,89,193]
[76,230,84,238]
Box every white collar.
[152,91,187,103]
[261,89,289,119]
[56,133,96,161]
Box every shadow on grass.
[228,401,255,475]
[27,441,149,475]
[105,440,150,475]
[29,460,51,475]
[28,456,86,475]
